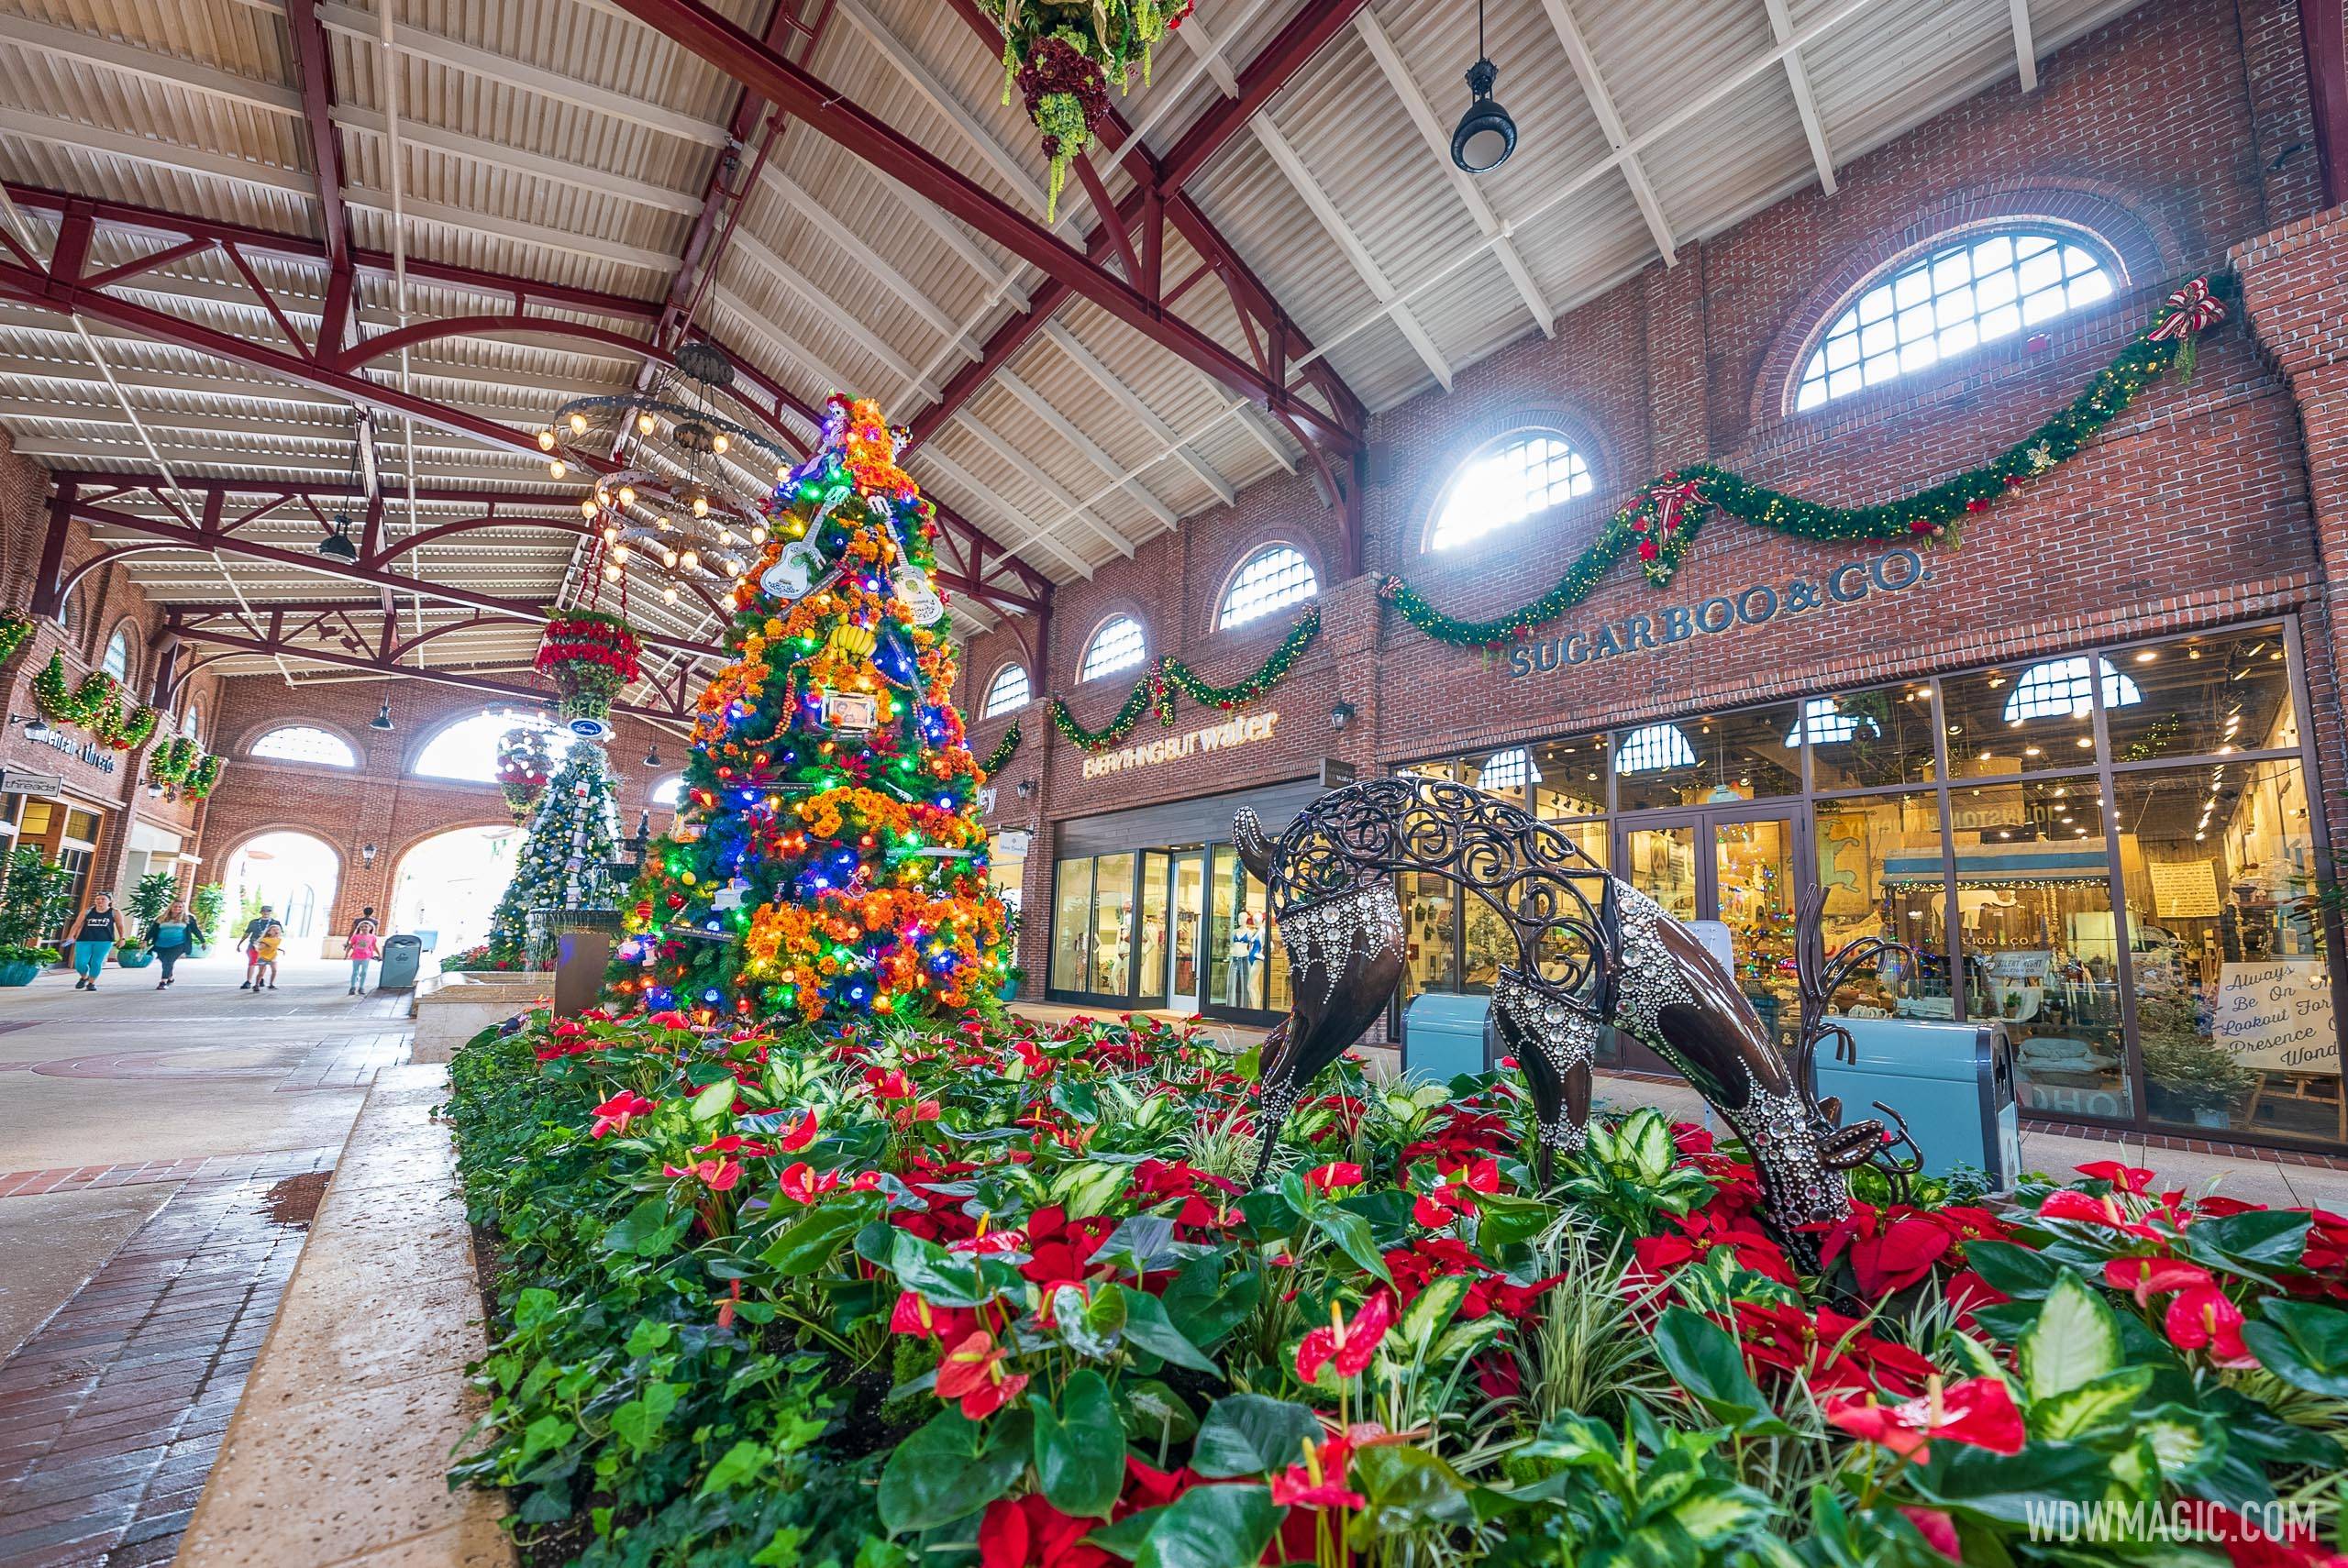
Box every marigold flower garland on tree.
[985,0,1195,218]
[1047,605,1318,753]
[536,609,642,725]
[612,394,1008,1027]
[1379,273,2235,648]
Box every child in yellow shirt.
[252,922,283,991]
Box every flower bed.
[445,1008,2348,1567]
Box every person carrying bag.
[72,893,119,991]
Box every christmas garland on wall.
[146,735,226,801]
[976,723,1022,779]
[1048,606,1319,752]
[1379,274,2234,648]
[0,610,33,667]
[30,653,161,749]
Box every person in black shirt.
[71,894,118,990]
[238,904,274,990]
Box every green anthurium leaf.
[1190,1393,1319,1479]
[1654,1307,1791,1436]
[759,1193,879,1275]
[1114,1286,1220,1375]
[2240,1297,2348,1399]
[1119,1379,1198,1447]
[1086,1504,1170,1561]
[887,1229,991,1309]
[1161,1254,1257,1350]
[1354,1444,1475,1532]
[1133,1483,1279,1568]
[1033,1370,1125,1518]
[1962,1241,2069,1301]
[1471,1192,1551,1252]
[2020,1272,2122,1400]
[1309,1208,1394,1286]
[2184,1210,2310,1276]
[1061,1281,1128,1360]
[1911,1442,2112,1520]
[2029,1365,2154,1441]
[876,1408,1031,1535]
[601,1197,689,1258]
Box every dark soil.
[261,1170,330,1228]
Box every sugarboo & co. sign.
[1504,547,1934,679]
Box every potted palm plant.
[116,871,175,970]
[191,881,225,958]
[0,847,70,985]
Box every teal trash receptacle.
[1401,993,1496,1085]
[376,933,425,990]
[1811,1017,2021,1190]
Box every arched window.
[981,664,1032,718]
[1429,432,1594,552]
[180,703,202,745]
[1080,616,1146,682]
[415,711,559,783]
[1218,546,1317,628]
[649,776,685,808]
[1477,748,1540,793]
[1786,696,1880,746]
[250,725,358,767]
[1615,723,1697,774]
[1795,228,2118,411]
[2002,657,2141,723]
[102,626,133,684]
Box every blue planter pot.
[116,950,155,969]
[0,959,39,987]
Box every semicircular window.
[415,711,559,783]
[1080,616,1146,682]
[981,664,1031,718]
[1614,723,1698,774]
[2002,656,2141,723]
[1796,228,2117,411]
[1218,546,1318,628]
[1428,433,1594,552]
[249,726,358,767]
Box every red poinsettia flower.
[1815,1205,1956,1296]
[589,1090,655,1138]
[936,1330,1029,1419]
[1302,1162,1366,1195]
[1019,1205,1114,1289]
[1269,1434,1366,1511]
[2165,1286,2258,1368]
[1823,1375,2025,1463]
[977,1493,1112,1568]
[1296,1291,1396,1386]
[2104,1255,2217,1309]
[1899,1507,1964,1562]
[1943,1268,2007,1331]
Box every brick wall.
[198,678,680,944]
[958,0,2341,1000]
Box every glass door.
[1615,808,1807,1056]
[1167,852,1204,1012]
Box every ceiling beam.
[604,0,1356,453]
[1039,321,1235,506]
[1157,1,1379,193]
[994,370,1177,530]
[1761,0,1837,193]
[1538,0,1678,267]
[2010,0,2039,93]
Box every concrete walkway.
[0,954,410,1567]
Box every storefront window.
[1803,684,1939,790]
[1534,736,1608,818]
[1207,849,1268,1010]
[2106,626,2297,762]
[1089,854,1136,994]
[1950,780,2131,1121]
[1622,823,1699,921]
[1944,662,2111,778]
[1812,790,1950,1015]
[1399,871,1456,1005]
[1615,706,1799,811]
[1267,911,1293,1015]
[1468,747,1538,809]
[1050,860,1090,992]
[1136,851,1170,1006]
[2114,759,2332,1139]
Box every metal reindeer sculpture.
[1235,775,1923,1267]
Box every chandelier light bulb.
[691,494,710,518]
[662,585,678,603]
[637,412,657,435]
[711,433,729,454]
[681,549,700,571]
[613,544,630,562]
[750,525,768,545]
[569,412,589,435]
[717,529,737,547]
[602,525,619,543]
[549,459,567,479]
[579,498,598,519]
[537,429,557,451]
[602,562,621,581]
[775,465,789,481]
[618,485,637,507]
[661,548,678,568]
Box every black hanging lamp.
[1451,0,1516,174]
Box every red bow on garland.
[2146,276,2225,341]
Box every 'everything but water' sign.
[1504,547,1934,679]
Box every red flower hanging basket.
[537,611,642,724]
[495,726,554,821]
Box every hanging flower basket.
[985,0,1195,217]
[536,611,641,724]
[495,726,555,821]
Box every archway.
[222,832,342,961]
[388,824,523,963]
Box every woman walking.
[347,915,381,995]
[71,893,118,991]
[150,900,204,989]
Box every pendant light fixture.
[1451,0,1516,174]
[371,696,395,732]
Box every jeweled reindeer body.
[1236,776,1912,1269]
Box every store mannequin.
[1228,910,1262,1006]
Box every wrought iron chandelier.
[535,341,796,607]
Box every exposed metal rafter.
[1538,0,1678,267]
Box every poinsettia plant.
[444,1008,2348,1568]
[535,610,641,723]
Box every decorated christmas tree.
[614,395,1007,1025]
[485,736,622,966]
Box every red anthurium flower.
[1823,1375,2025,1463]
[1269,1434,1366,1510]
[2104,1255,2217,1309]
[777,1110,819,1151]
[2192,1502,2348,1567]
[589,1090,655,1138]
[1899,1507,1964,1562]
[1303,1162,1366,1195]
[888,1291,976,1343]
[935,1330,1029,1419]
[977,1493,1113,1568]
[2077,1159,2156,1194]
[1413,1184,1478,1229]
[1296,1291,1396,1386]
[2039,1188,2160,1237]
[662,1155,741,1191]
[776,1162,840,1205]
[2165,1286,2258,1368]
